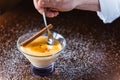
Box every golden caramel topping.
[20,36,62,56]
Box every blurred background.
[0,0,120,80]
[0,0,33,14]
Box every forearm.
[75,0,100,11]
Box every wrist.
[75,0,100,11]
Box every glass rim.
[17,31,66,57]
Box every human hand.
[33,0,80,17]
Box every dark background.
[0,0,120,80]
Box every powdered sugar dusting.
[0,8,120,80]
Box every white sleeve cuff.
[97,0,120,23]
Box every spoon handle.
[42,12,54,45]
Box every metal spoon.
[42,12,54,45]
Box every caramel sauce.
[20,36,62,56]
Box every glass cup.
[17,31,66,77]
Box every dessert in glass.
[17,25,66,76]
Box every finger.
[36,0,59,17]
[37,8,59,18]
[33,0,39,10]
[33,0,44,14]
[38,0,44,13]
[41,0,60,9]
[45,9,59,18]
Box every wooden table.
[0,2,120,80]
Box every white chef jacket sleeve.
[97,0,120,23]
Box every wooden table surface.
[0,2,120,80]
